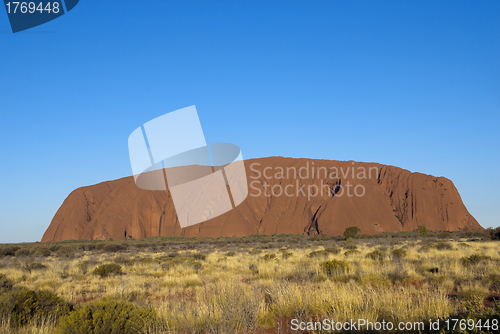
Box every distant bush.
[191,253,207,261]
[308,250,329,258]
[0,287,72,327]
[156,256,202,271]
[344,250,361,257]
[56,299,156,334]
[225,251,236,257]
[92,263,122,278]
[344,244,358,250]
[31,246,51,257]
[324,247,341,254]
[320,260,349,277]
[103,243,128,252]
[460,254,491,266]
[0,273,13,292]
[56,245,76,258]
[0,245,20,257]
[263,253,276,261]
[21,260,47,274]
[366,250,385,261]
[343,226,361,240]
[14,248,31,257]
[392,248,407,258]
[418,225,429,236]
[435,242,453,250]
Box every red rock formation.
[41,157,481,242]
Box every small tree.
[343,226,361,240]
[418,225,429,236]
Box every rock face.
[41,157,481,242]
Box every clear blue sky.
[0,0,498,243]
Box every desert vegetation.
[0,228,499,333]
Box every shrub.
[324,247,341,254]
[435,242,453,250]
[0,245,20,257]
[392,248,407,258]
[308,250,329,258]
[418,225,429,236]
[21,260,47,274]
[366,250,385,261]
[0,273,13,292]
[191,253,206,261]
[92,263,122,278]
[320,260,349,277]
[0,287,71,327]
[225,251,236,257]
[103,243,128,252]
[14,248,31,257]
[31,246,51,257]
[343,226,361,240]
[156,256,202,271]
[344,250,361,257]
[56,299,156,334]
[263,253,276,261]
[56,245,76,258]
[344,244,358,250]
[460,254,491,266]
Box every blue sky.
[0,0,498,243]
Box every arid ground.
[1,229,500,333]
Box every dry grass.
[1,234,499,333]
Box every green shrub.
[14,248,31,257]
[366,250,385,261]
[31,246,51,257]
[0,287,72,327]
[103,243,128,252]
[418,225,429,236]
[324,247,341,254]
[263,253,276,261]
[460,254,491,266]
[0,245,20,257]
[320,260,349,277]
[56,299,156,334]
[308,250,329,258]
[92,263,122,278]
[191,252,206,261]
[0,273,13,292]
[56,245,76,258]
[392,248,407,258]
[343,226,361,240]
[435,242,453,250]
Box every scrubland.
[1,229,500,333]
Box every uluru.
[41,157,482,242]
